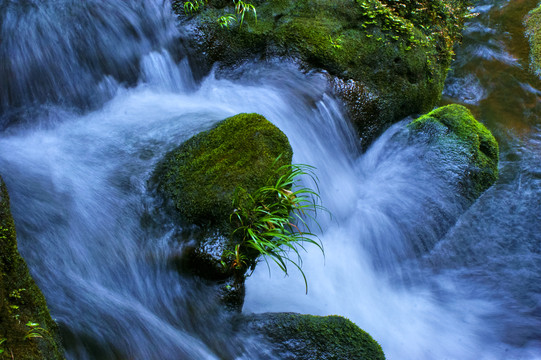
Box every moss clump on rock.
[177,0,469,145]
[525,4,541,78]
[238,312,385,360]
[408,104,499,200]
[155,113,292,228]
[0,176,64,359]
[154,113,293,309]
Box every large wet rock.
[176,0,469,146]
[525,4,541,78]
[408,104,499,201]
[0,176,64,359]
[236,312,386,360]
[153,113,292,309]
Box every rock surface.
[408,104,499,201]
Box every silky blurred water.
[0,0,540,359]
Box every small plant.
[228,158,326,293]
[329,35,343,49]
[24,322,46,340]
[217,14,238,28]
[182,0,206,15]
[217,0,257,28]
[234,0,257,27]
[9,288,26,300]
[0,338,5,355]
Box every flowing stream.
[0,0,540,359]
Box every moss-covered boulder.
[156,113,292,228]
[525,4,541,78]
[236,312,385,359]
[153,113,292,308]
[176,0,469,145]
[408,104,499,201]
[0,176,64,359]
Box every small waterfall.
[0,0,540,359]
[0,0,181,121]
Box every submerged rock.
[236,312,386,360]
[0,176,64,359]
[153,113,292,308]
[408,104,499,201]
[176,0,469,145]
[525,4,541,78]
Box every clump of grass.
[218,0,257,28]
[227,158,327,293]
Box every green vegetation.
[174,0,258,28]
[242,313,386,359]
[0,176,64,359]
[228,160,325,292]
[173,0,204,15]
[408,104,499,199]
[218,0,257,28]
[155,113,292,228]
[525,4,541,78]
[155,113,327,297]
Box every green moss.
[179,0,469,143]
[242,312,386,359]
[525,4,541,78]
[0,176,64,359]
[409,104,499,199]
[154,114,293,307]
[155,113,292,228]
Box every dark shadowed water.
[0,0,540,359]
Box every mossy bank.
[0,176,64,359]
[525,3,541,78]
[408,104,499,201]
[176,0,470,145]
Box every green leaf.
[229,155,329,293]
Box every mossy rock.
[0,176,65,360]
[154,113,292,309]
[525,4,541,78]
[177,0,469,145]
[237,312,385,360]
[408,104,499,200]
[155,113,292,228]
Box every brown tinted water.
[443,0,541,135]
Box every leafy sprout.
[217,14,238,28]
[228,158,327,293]
[24,321,46,340]
[217,0,257,29]
[235,0,257,27]
[182,0,206,15]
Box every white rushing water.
[1,0,540,359]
